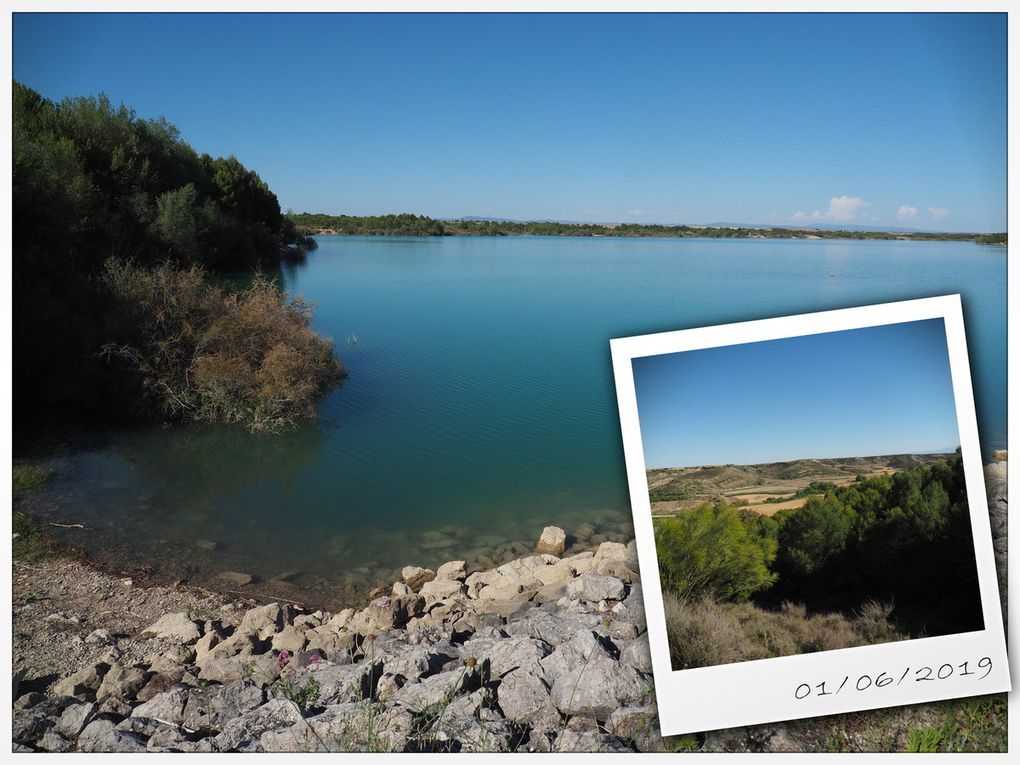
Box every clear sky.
[632,319,961,468]
[12,12,1006,232]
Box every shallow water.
[20,236,1007,608]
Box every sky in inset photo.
[633,318,961,468]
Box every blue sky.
[632,319,961,468]
[12,13,1006,232]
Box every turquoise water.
[23,236,1007,607]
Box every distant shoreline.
[289,213,1007,245]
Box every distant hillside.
[647,453,955,506]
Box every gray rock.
[496,669,554,723]
[236,602,294,640]
[51,663,108,700]
[37,731,73,752]
[307,661,380,705]
[504,609,603,646]
[376,672,406,702]
[420,578,467,601]
[12,707,56,745]
[115,715,190,747]
[540,629,612,679]
[304,626,358,661]
[196,652,253,684]
[567,571,626,602]
[445,688,484,718]
[97,694,133,717]
[352,595,424,632]
[213,698,303,752]
[537,526,567,556]
[13,691,45,709]
[193,630,222,663]
[392,666,479,711]
[78,718,148,753]
[85,628,115,645]
[436,560,468,581]
[96,663,149,701]
[55,701,96,738]
[550,656,649,720]
[556,724,633,752]
[140,612,202,644]
[131,686,190,725]
[619,635,652,673]
[271,625,308,654]
[534,582,568,604]
[479,636,553,678]
[402,566,437,592]
[213,679,266,725]
[429,715,514,752]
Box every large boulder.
[549,657,649,720]
[96,664,149,702]
[566,571,626,602]
[51,664,108,700]
[536,526,566,556]
[212,698,304,752]
[496,669,555,723]
[131,686,190,726]
[401,566,436,592]
[435,560,468,581]
[78,719,148,753]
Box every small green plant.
[13,463,55,501]
[666,734,699,752]
[12,512,65,563]
[248,651,322,712]
[906,726,943,753]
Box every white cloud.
[791,195,869,223]
[928,207,950,220]
[897,205,918,222]
[821,195,869,221]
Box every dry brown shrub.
[100,259,344,431]
[664,594,907,670]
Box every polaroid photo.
[610,295,1010,735]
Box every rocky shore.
[11,460,1008,753]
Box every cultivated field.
[647,454,951,516]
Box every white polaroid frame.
[610,295,1010,736]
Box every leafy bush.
[100,259,344,431]
[654,502,777,602]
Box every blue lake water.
[23,236,1007,607]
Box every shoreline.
[11,459,1007,752]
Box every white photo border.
[610,294,1010,736]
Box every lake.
[20,236,1007,608]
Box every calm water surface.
[22,237,1007,607]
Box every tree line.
[13,82,339,431]
[290,212,1002,243]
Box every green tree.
[654,503,777,602]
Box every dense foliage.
[100,261,343,432]
[290,212,996,242]
[653,502,777,602]
[13,81,334,427]
[655,453,982,649]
